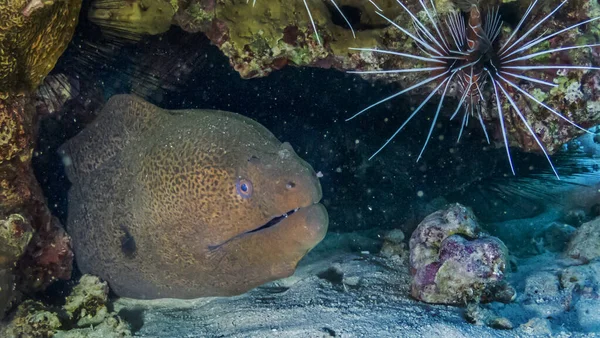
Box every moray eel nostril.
[60,94,328,299]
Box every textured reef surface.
[409,204,514,305]
[0,0,80,319]
[0,275,131,337]
[87,0,600,154]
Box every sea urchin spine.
[348,0,600,178]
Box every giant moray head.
[206,139,327,250]
[137,109,328,297]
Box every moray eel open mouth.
[247,208,299,234]
[209,203,326,251]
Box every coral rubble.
[565,216,600,262]
[408,203,515,304]
[95,0,598,154]
[0,214,33,317]
[86,0,600,153]
[0,275,132,337]
[0,0,80,319]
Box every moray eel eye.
[236,178,253,198]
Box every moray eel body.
[60,94,328,299]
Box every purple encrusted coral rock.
[409,203,514,305]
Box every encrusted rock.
[1,300,62,338]
[17,216,73,292]
[0,214,33,317]
[565,216,600,262]
[0,0,81,94]
[88,0,175,38]
[464,303,513,330]
[534,222,577,253]
[559,262,600,299]
[0,275,131,337]
[64,275,110,328]
[519,318,553,336]
[380,229,407,260]
[409,203,514,304]
[0,0,80,318]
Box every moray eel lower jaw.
[209,203,328,251]
[250,203,327,242]
[247,207,300,234]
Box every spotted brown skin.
[60,94,328,299]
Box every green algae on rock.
[86,0,404,78]
[63,275,110,328]
[87,0,600,155]
[88,0,176,38]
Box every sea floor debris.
[0,275,131,337]
[110,224,600,336]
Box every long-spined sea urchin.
[348,0,600,178]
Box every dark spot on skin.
[120,224,137,258]
[286,181,296,189]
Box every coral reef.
[565,216,600,262]
[61,274,116,330]
[88,0,175,38]
[87,0,402,77]
[0,275,132,337]
[87,0,599,154]
[0,98,74,294]
[0,0,80,319]
[408,203,515,304]
[0,97,74,297]
[0,214,33,317]
[0,0,81,94]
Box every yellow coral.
[0,0,81,94]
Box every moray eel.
[59,94,328,299]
